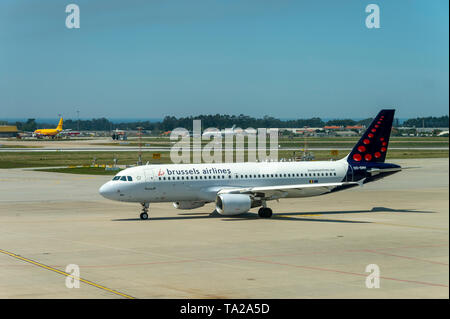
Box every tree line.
[402,116,449,128]
[9,114,448,132]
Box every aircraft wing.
[217,181,360,200]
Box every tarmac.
[0,158,448,298]
[0,138,447,152]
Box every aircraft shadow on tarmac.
[111,206,435,223]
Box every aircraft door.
[143,168,162,200]
[144,168,155,182]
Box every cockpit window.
[127,176,133,181]
[112,176,120,181]
[120,176,127,181]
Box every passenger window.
[163,177,166,180]
[228,175,232,179]
[120,176,127,181]
[127,176,132,181]
[158,177,161,180]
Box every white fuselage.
[99,160,350,203]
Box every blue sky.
[0,0,448,120]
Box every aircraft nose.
[99,182,116,200]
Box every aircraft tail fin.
[347,109,395,164]
[56,117,63,130]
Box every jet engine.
[215,194,252,216]
[173,201,206,210]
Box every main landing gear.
[258,206,273,218]
[140,203,149,220]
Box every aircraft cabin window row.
[157,172,337,181]
[112,176,133,181]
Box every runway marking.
[3,243,446,271]
[0,248,136,299]
[276,215,448,231]
[238,257,449,288]
[372,221,448,231]
[276,214,321,218]
[363,249,449,266]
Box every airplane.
[99,110,402,220]
[33,117,63,138]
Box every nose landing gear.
[140,203,149,220]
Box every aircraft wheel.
[258,207,273,218]
[140,212,148,220]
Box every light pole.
[137,126,143,165]
[76,110,80,131]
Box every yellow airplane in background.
[33,117,63,138]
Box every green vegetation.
[36,167,122,175]
[403,115,449,128]
[95,136,449,149]
[0,151,172,169]
[0,148,447,171]
[26,149,448,175]
[0,137,447,172]
[0,144,42,148]
[10,114,448,133]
